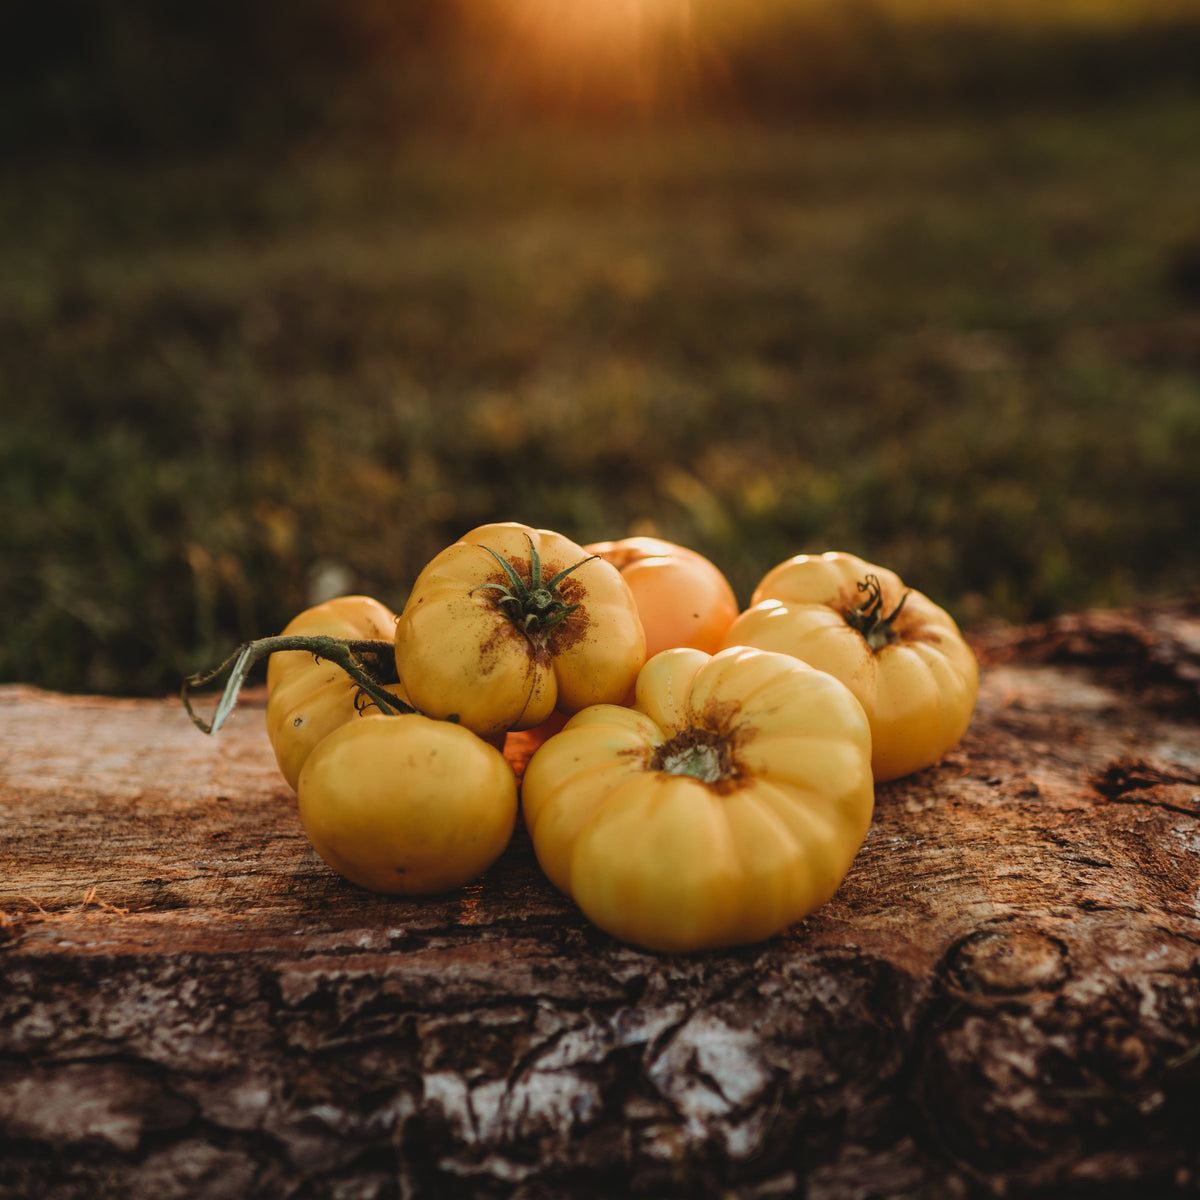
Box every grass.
[2,92,1199,693]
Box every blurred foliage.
[1,4,1199,694]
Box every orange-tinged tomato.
[265,595,402,791]
[521,646,874,952]
[394,522,645,739]
[585,536,739,659]
[297,714,518,895]
[506,709,569,766]
[722,551,978,782]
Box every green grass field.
[3,91,1199,694]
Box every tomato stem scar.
[651,727,737,786]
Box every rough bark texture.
[2,599,1199,1200]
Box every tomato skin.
[585,536,739,660]
[722,551,978,782]
[266,671,409,792]
[394,522,645,739]
[297,714,518,895]
[521,646,874,952]
[265,595,401,791]
[505,709,570,767]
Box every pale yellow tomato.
[394,522,645,739]
[264,595,402,791]
[521,646,874,952]
[585,536,739,659]
[722,551,978,782]
[297,714,518,895]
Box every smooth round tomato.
[394,522,645,739]
[585,536,739,660]
[297,714,518,895]
[265,595,401,791]
[521,646,874,952]
[722,551,978,782]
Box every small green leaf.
[476,544,529,600]
[526,534,544,590]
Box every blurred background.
[2,0,1198,695]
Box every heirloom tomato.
[394,522,645,739]
[584,536,739,659]
[721,552,978,782]
[521,646,874,952]
[265,595,401,791]
[297,714,518,895]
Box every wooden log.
[2,599,1199,1199]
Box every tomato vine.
[182,634,409,735]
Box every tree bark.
[2,598,1199,1199]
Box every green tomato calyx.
[473,536,595,641]
[845,573,911,650]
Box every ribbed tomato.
[394,522,645,738]
[521,646,874,952]
[265,595,401,791]
[722,552,978,781]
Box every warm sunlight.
[470,0,1194,117]
[478,0,700,112]
[494,0,695,53]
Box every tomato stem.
[181,635,413,736]
[471,535,596,642]
[844,574,911,650]
[344,639,401,681]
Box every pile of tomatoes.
[255,521,978,952]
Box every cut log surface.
[2,600,1199,1200]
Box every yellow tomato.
[722,551,978,782]
[394,522,645,739]
[265,595,401,791]
[297,714,518,895]
[585,536,739,659]
[521,646,874,952]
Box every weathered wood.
[2,599,1199,1199]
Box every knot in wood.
[949,928,1069,995]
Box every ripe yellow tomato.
[265,595,401,791]
[394,522,645,739]
[297,714,518,895]
[521,646,874,952]
[722,551,978,782]
[585,536,739,659]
